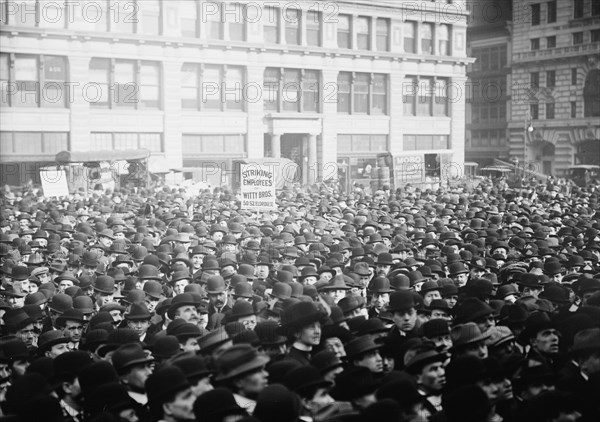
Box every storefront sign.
[240,163,276,211]
[393,155,425,184]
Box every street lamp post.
[524,110,534,180]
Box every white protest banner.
[240,163,276,211]
[40,168,69,198]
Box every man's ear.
[163,401,173,417]
[62,381,73,395]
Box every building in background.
[1,0,470,190]
[466,0,600,176]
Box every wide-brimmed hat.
[167,293,198,319]
[405,344,448,374]
[171,354,212,382]
[570,328,600,355]
[198,326,231,354]
[338,294,365,316]
[214,344,270,382]
[280,301,327,332]
[450,322,490,350]
[453,298,493,324]
[283,365,332,396]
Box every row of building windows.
[531,29,600,50]
[470,46,508,72]
[531,1,557,25]
[471,103,507,123]
[468,78,508,103]
[90,133,163,153]
[337,134,388,153]
[0,1,459,56]
[182,134,245,155]
[532,0,600,24]
[403,77,450,117]
[403,135,450,151]
[0,131,68,154]
[470,130,505,148]
[573,0,600,19]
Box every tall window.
[376,18,390,52]
[139,1,161,35]
[42,55,67,108]
[547,36,556,48]
[353,74,369,113]
[181,64,199,109]
[530,103,539,119]
[546,103,555,119]
[420,23,433,54]
[181,1,199,37]
[571,101,577,118]
[594,1,600,16]
[89,58,110,108]
[282,69,300,112]
[356,17,370,50]
[225,67,244,110]
[0,54,9,106]
[14,56,38,107]
[531,38,540,50]
[434,79,448,116]
[206,7,223,40]
[302,70,319,112]
[337,72,351,114]
[584,70,600,117]
[531,3,540,25]
[572,68,578,85]
[573,32,583,45]
[140,63,160,108]
[337,15,351,48]
[202,66,222,109]
[263,6,279,43]
[182,134,245,155]
[285,8,301,45]
[531,72,539,88]
[438,25,450,56]
[546,70,555,88]
[306,11,321,46]
[113,1,135,33]
[89,58,161,109]
[591,29,600,43]
[0,132,68,155]
[264,68,280,111]
[574,0,584,18]
[403,22,416,53]
[417,78,433,115]
[403,76,417,116]
[372,74,387,114]
[91,133,163,153]
[547,1,556,23]
[228,3,246,42]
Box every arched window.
[584,70,600,117]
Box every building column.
[307,133,318,184]
[271,134,281,158]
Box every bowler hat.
[338,294,365,315]
[387,290,415,312]
[85,382,137,415]
[171,354,212,382]
[453,298,493,325]
[255,320,286,346]
[310,350,344,375]
[230,300,255,320]
[56,308,86,326]
[112,343,154,375]
[405,344,447,374]
[205,275,226,294]
[570,328,600,355]
[422,318,450,339]
[376,253,393,266]
[93,275,115,294]
[198,326,231,354]
[137,264,162,281]
[450,322,489,350]
[330,366,379,401]
[283,365,332,396]
[521,311,555,340]
[124,303,153,321]
[3,308,34,330]
[368,276,392,293]
[214,344,270,382]
[143,280,163,300]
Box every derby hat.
[214,344,270,382]
[124,303,153,321]
[368,276,393,293]
[137,264,162,281]
[280,301,327,331]
[143,280,163,300]
[205,275,226,294]
[283,365,332,396]
[387,290,416,312]
[345,335,382,360]
[198,326,231,354]
[229,300,255,320]
[167,293,198,319]
[93,275,116,294]
[56,308,86,326]
[145,366,190,407]
[37,330,69,353]
[47,293,73,314]
[570,328,600,355]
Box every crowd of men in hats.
[0,175,599,422]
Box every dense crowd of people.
[0,175,599,422]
